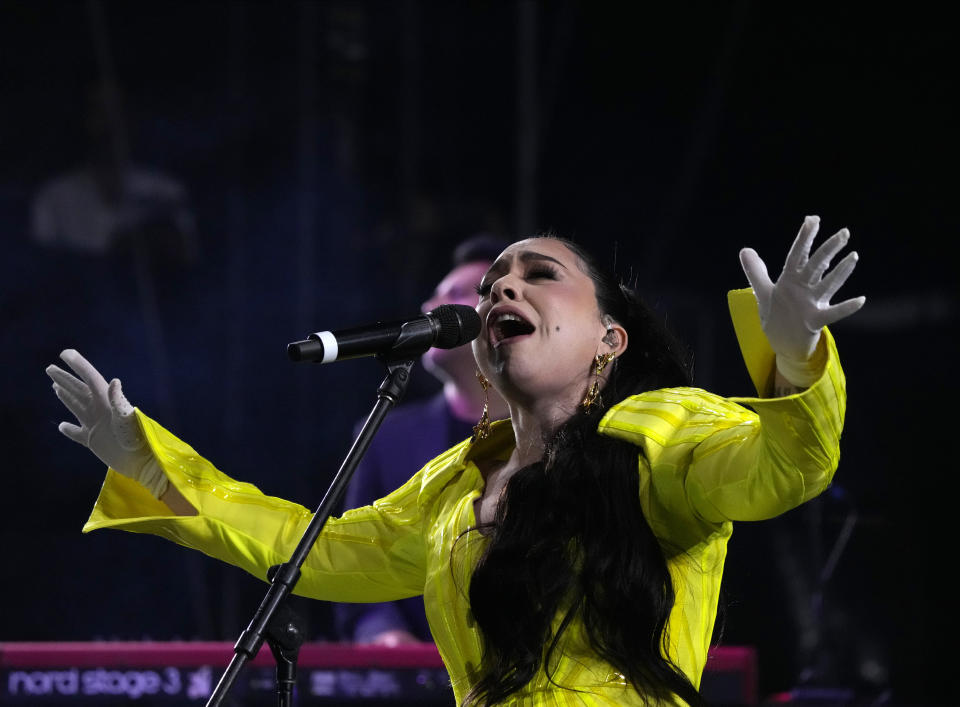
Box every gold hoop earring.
[472,370,492,442]
[581,352,616,412]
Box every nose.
[490,275,519,303]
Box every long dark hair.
[463,237,704,706]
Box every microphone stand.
[205,355,418,707]
[263,587,306,707]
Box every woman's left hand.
[739,215,865,387]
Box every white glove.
[46,349,169,498]
[740,215,866,387]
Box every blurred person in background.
[32,81,197,263]
[335,233,510,645]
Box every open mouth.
[490,311,536,346]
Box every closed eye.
[475,265,559,298]
[526,265,557,281]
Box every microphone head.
[430,304,482,348]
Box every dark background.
[1,1,956,704]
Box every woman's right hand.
[46,349,169,498]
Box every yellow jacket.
[83,289,846,706]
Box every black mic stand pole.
[205,355,418,707]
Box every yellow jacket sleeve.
[685,323,843,524]
[84,413,428,602]
[599,288,846,545]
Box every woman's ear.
[601,316,629,357]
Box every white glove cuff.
[775,335,827,389]
[134,458,170,499]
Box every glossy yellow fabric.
[83,289,847,706]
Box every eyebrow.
[482,250,568,281]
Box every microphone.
[287,304,482,364]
